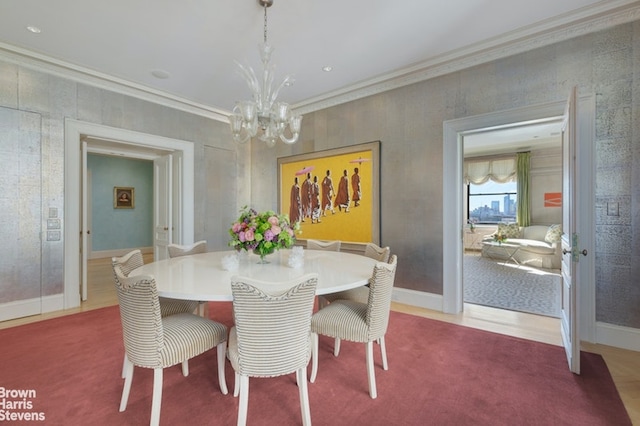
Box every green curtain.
[516,152,531,227]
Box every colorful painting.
[278,141,380,244]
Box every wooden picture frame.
[114,187,135,209]
[277,141,380,245]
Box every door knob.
[562,248,588,256]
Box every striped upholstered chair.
[310,255,397,399]
[321,243,391,305]
[167,240,207,258]
[112,250,201,378]
[113,265,228,426]
[228,274,318,426]
[306,239,341,251]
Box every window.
[468,180,517,224]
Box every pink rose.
[232,222,242,233]
[239,231,246,242]
[244,229,255,241]
[268,216,279,226]
[271,225,281,235]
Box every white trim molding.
[392,288,443,313]
[596,322,640,352]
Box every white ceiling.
[1,0,637,122]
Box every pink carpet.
[0,303,631,425]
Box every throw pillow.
[545,224,563,243]
[497,222,521,238]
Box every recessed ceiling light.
[322,66,333,72]
[151,69,171,79]
[26,26,41,34]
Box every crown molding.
[1,1,638,121]
[0,42,230,123]
[294,0,640,115]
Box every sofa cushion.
[522,225,551,241]
[545,224,562,243]
[497,222,521,238]
[507,239,556,255]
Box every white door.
[81,141,88,301]
[171,150,183,244]
[560,87,580,374]
[154,154,172,261]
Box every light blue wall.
[87,154,153,251]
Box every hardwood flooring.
[1,256,638,424]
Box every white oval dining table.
[129,249,378,301]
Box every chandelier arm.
[279,132,299,145]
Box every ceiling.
[1,0,637,123]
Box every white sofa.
[481,224,562,269]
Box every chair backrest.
[306,239,341,251]
[112,249,144,277]
[230,273,318,377]
[366,255,398,341]
[167,240,207,258]
[364,243,391,262]
[112,265,164,369]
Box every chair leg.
[366,341,377,399]
[237,375,250,426]
[334,337,341,356]
[379,336,388,370]
[119,360,134,412]
[310,333,319,383]
[296,368,312,426]
[121,353,128,379]
[233,372,240,397]
[182,360,189,377]
[217,342,228,395]
[150,368,163,426]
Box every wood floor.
[1,256,638,424]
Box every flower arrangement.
[493,233,508,244]
[467,219,477,232]
[229,206,298,262]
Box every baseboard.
[42,294,64,314]
[89,247,153,260]
[0,298,41,322]
[0,294,64,322]
[595,321,640,352]
[392,288,442,312]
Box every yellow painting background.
[280,149,374,243]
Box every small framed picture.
[114,187,135,209]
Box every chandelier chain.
[263,3,268,44]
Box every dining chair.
[321,243,391,305]
[310,255,397,399]
[113,265,228,426]
[167,240,207,258]
[166,240,208,316]
[112,250,201,378]
[306,239,341,251]
[228,273,318,426]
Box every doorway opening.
[461,121,563,318]
[63,120,195,310]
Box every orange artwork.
[544,192,562,207]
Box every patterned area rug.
[463,254,561,317]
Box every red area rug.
[0,303,630,425]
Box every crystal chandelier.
[229,0,302,148]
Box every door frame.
[63,119,195,309]
[442,97,595,343]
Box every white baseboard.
[0,294,64,322]
[392,288,442,312]
[595,321,640,352]
[42,294,64,314]
[89,247,153,260]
